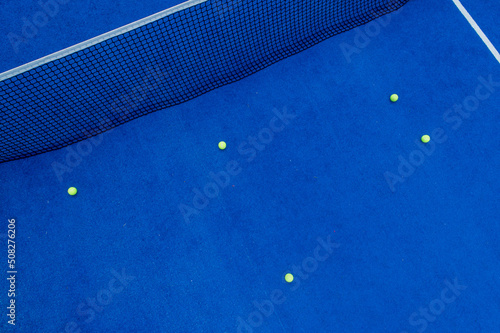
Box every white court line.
[452,0,500,64]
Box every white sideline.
[452,0,500,64]
[2,0,496,82]
[0,0,208,82]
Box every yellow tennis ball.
[218,141,227,150]
[68,187,77,196]
[284,273,294,283]
[390,94,399,102]
[421,135,430,143]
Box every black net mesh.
[0,0,409,163]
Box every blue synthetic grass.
[0,0,499,332]
[0,0,184,73]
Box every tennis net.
[0,0,409,163]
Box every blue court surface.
[0,0,499,332]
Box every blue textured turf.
[0,0,185,73]
[1,0,499,332]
